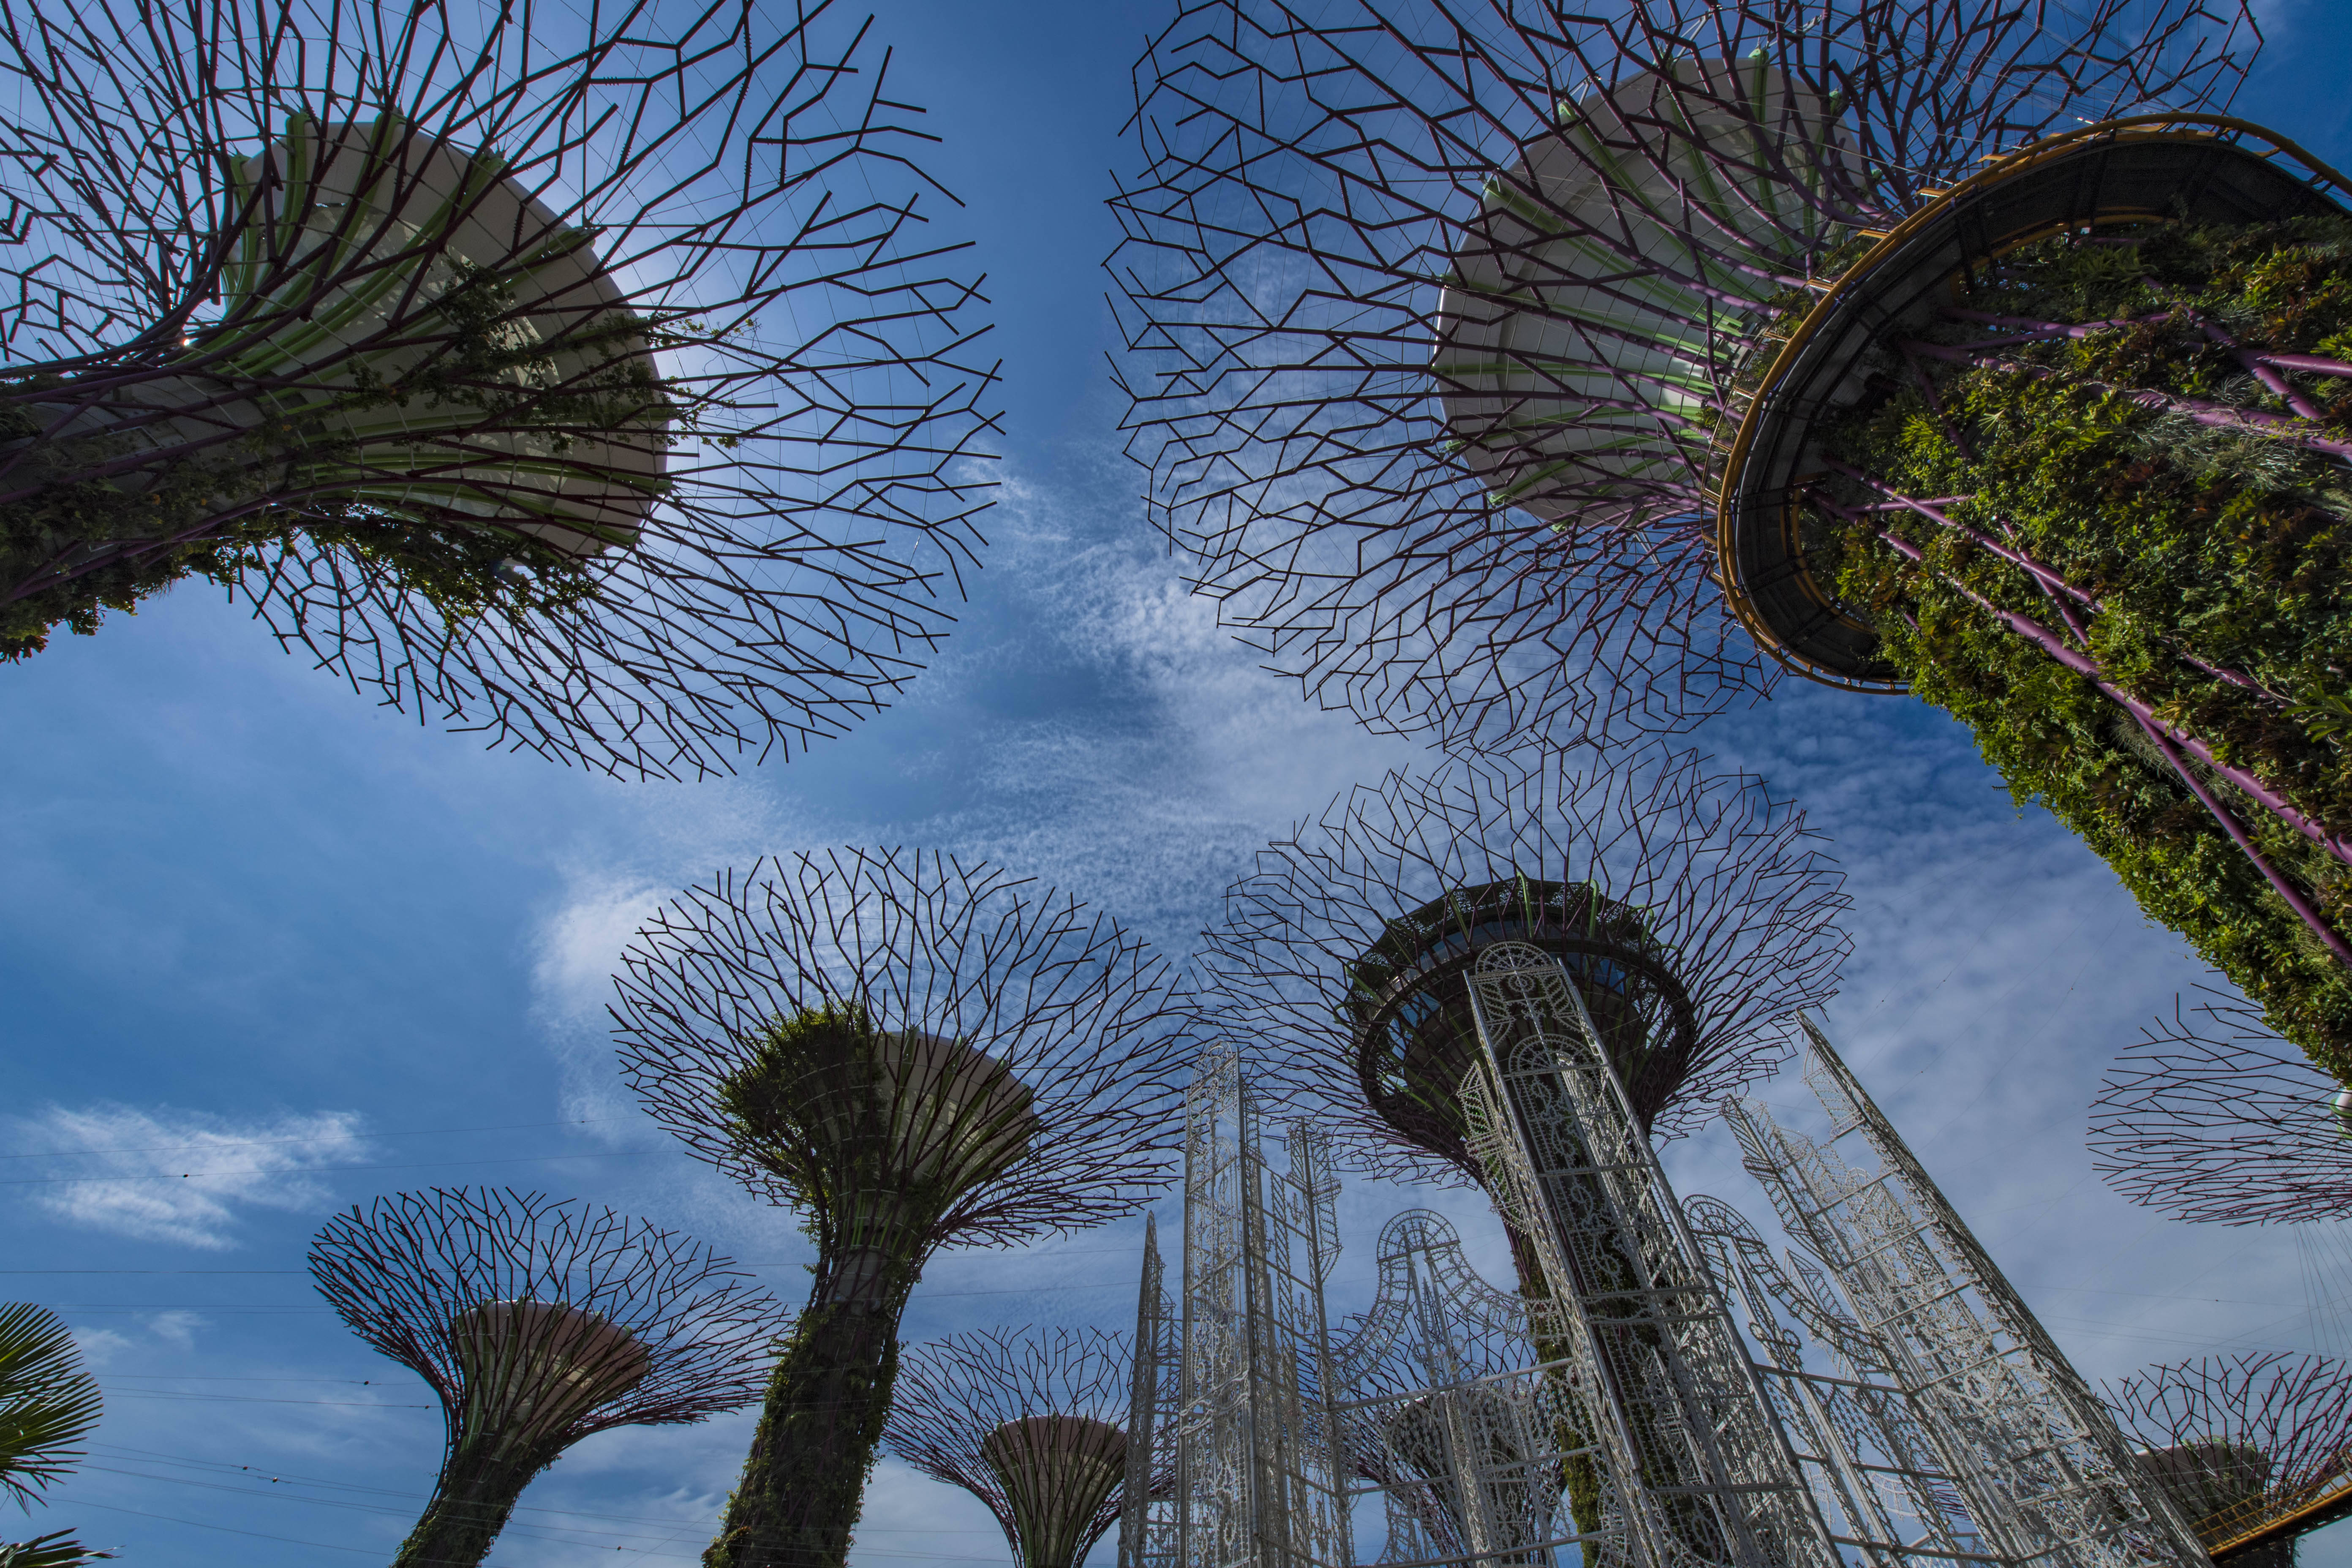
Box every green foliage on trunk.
[392,1434,567,1568]
[1813,216,2352,1079]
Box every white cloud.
[5,1104,370,1250]
[144,1310,207,1350]
[68,1327,133,1368]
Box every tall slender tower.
[1726,1018,2208,1568]
[1110,0,2352,1090]
[307,1188,790,1568]
[1195,746,1847,1567]
[2108,1353,2352,1566]
[612,848,1188,1568]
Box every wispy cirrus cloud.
[5,1103,370,1250]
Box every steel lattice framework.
[2088,994,2352,1226]
[1727,1017,2209,1568]
[612,848,1188,1568]
[886,1326,1136,1568]
[1122,1045,1353,1568]
[1110,0,2255,752]
[2108,1353,2352,1566]
[308,1187,789,1568]
[1456,941,1835,1568]
[0,0,999,779]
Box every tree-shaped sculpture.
[1198,744,1847,1200]
[885,1326,1133,1568]
[0,0,998,779]
[308,1187,790,1568]
[2109,1353,2352,1566]
[0,1304,106,1568]
[1109,2,2352,1081]
[611,848,1187,1568]
[2089,992,2352,1225]
[1192,745,1847,1562]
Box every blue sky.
[5,0,2352,1564]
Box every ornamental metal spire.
[2108,1353,2352,1567]
[1111,0,2352,1087]
[1725,1016,2209,1568]
[0,0,999,779]
[2089,993,2352,1225]
[307,1187,790,1568]
[611,848,1188,1568]
[887,1326,1135,1568]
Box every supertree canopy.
[883,1326,1133,1568]
[2108,1353,2352,1566]
[1192,743,1848,1247]
[1108,2,2352,1082]
[0,0,999,779]
[2088,992,2352,1225]
[308,1187,789,1568]
[611,848,1187,1568]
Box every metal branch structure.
[886,1326,1136,1568]
[307,1187,789,1568]
[1112,0,2255,751]
[0,0,999,779]
[2108,1353,2352,1566]
[2089,994,2352,1226]
[1727,1016,2209,1568]
[1197,743,1848,1183]
[611,847,1188,1568]
[1110,0,2352,1078]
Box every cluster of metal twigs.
[2108,1353,2352,1552]
[610,847,1192,1250]
[1196,743,1851,1179]
[2089,994,2352,1226]
[0,0,999,779]
[884,1325,1138,1566]
[1108,0,2254,749]
[307,1187,789,1439]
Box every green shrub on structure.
[1816,217,2352,1078]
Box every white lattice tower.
[1456,941,1837,1568]
[1725,1015,2209,1568]
[1685,1194,2015,1568]
[1325,1207,1620,1567]
[1160,1046,1351,1568]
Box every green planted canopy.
[1811,215,2352,1079]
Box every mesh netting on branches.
[2090,992,2352,1225]
[1109,0,2254,751]
[0,0,999,778]
[1192,745,1850,1183]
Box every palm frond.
[0,1306,101,1508]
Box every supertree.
[2108,1353,2352,1566]
[0,1303,106,1568]
[2088,991,2352,1225]
[610,847,1188,1568]
[1191,743,1847,1560]
[0,0,999,779]
[1196,743,1847,1202]
[883,1326,1132,1568]
[1108,2,2352,1082]
[308,1187,790,1568]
